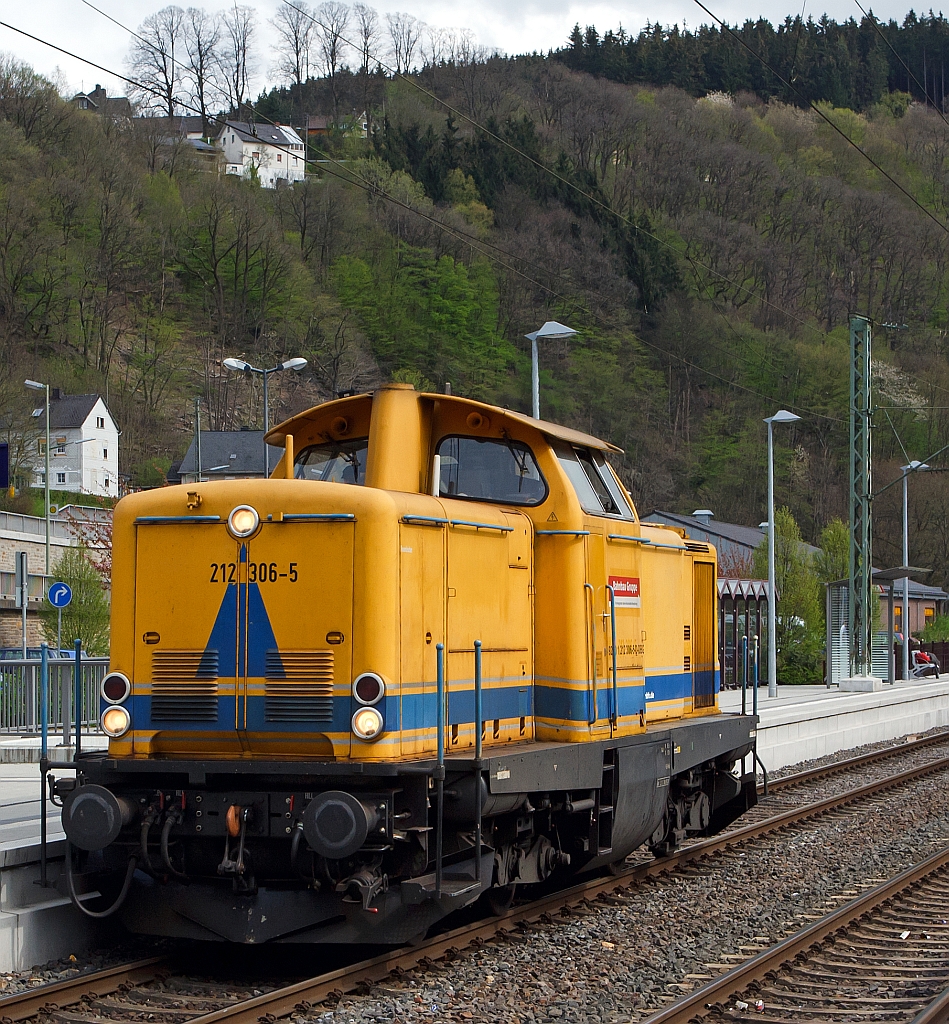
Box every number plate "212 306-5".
[209,562,299,583]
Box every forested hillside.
[3,12,949,588]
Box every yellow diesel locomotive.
[60,384,757,943]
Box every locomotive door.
[238,521,355,756]
[585,530,646,736]
[692,560,716,709]
[444,509,533,750]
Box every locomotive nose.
[302,792,381,859]
[62,785,138,851]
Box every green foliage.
[332,246,514,398]
[814,518,849,583]
[753,507,824,684]
[40,546,110,655]
[920,615,949,642]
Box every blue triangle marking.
[247,583,279,677]
[204,583,238,678]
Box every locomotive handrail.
[584,582,596,725]
[606,584,618,725]
[135,515,222,524]
[608,533,686,552]
[449,519,514,533]
[535,529,590,536]
[280,513,356,522]
[401,515,448,527]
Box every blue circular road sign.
[47,582,72,608]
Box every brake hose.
[160,812,189,880]
[64,840,137,919]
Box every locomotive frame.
[55,384,758,944]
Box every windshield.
[554,442,634,519]
[436,435,547,506]
[294,438,369,484]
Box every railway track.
[642,842,949,1023]
[5,732,949,1024]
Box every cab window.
[294,438,368,484]
[554,442,634,519]
[436,436,547,506]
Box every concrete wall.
[753,679,949,772]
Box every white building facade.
[29,393,120,498]
[217,121,306,188]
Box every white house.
[216,121,306,188]
[28,392,120,498]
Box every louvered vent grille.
[684,655,691,671]
[683,625,691,641]
[265,650,334,722]
[151,650,219,721]
[685,542,710,553]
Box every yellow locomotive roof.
[266,387,623,454]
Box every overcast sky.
[0,0,927,102]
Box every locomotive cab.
[58,384,758,945]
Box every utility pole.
[848,316,873,680]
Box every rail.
[12,743,949,1024]
[0,656,107,735]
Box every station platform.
[719,675,949,772]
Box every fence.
[0,657,108,736]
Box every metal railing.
[0,656,108,736]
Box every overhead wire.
[74,0,928,416]
[690,0,949,238]
[854,1,949,127]
[0,14,846,422]
[6,9,842,420]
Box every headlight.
[351,706,384,741]
[100,705,131,738]
[100,672,131,704]
[227,504,259,539]
[352,672,385,706]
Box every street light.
[764,409,801,698]
[901,459,930,680]
[24,379,50,575]
[223,357,308,475]
[523,322,578,420]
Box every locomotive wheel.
[484,883,517,914]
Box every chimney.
[692,509,714,525]
[50,388,63,401]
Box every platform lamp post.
[24,379,50,575]
[765,409,801,698]
[901,460,930,680]
[524,322,578,420]
[223,357,307,476]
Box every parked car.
[0,647,76,660]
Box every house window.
[277,153,282,162]
[895,606,903,635]
[103,448,108,459]
[56,472,66,484]
[105,477,111,490]
[96,416,104,428]
[55,445,66,456]
[926,606,936,626]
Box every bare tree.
[422,25,447,67]
[352,3,381,132]
[386,12,422,74]
[127,5,185,117]
[220,3,258,118]
[271,1,314,124]
[314,1,350,124]
[352,3,381,74]
[183,7,222,136]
